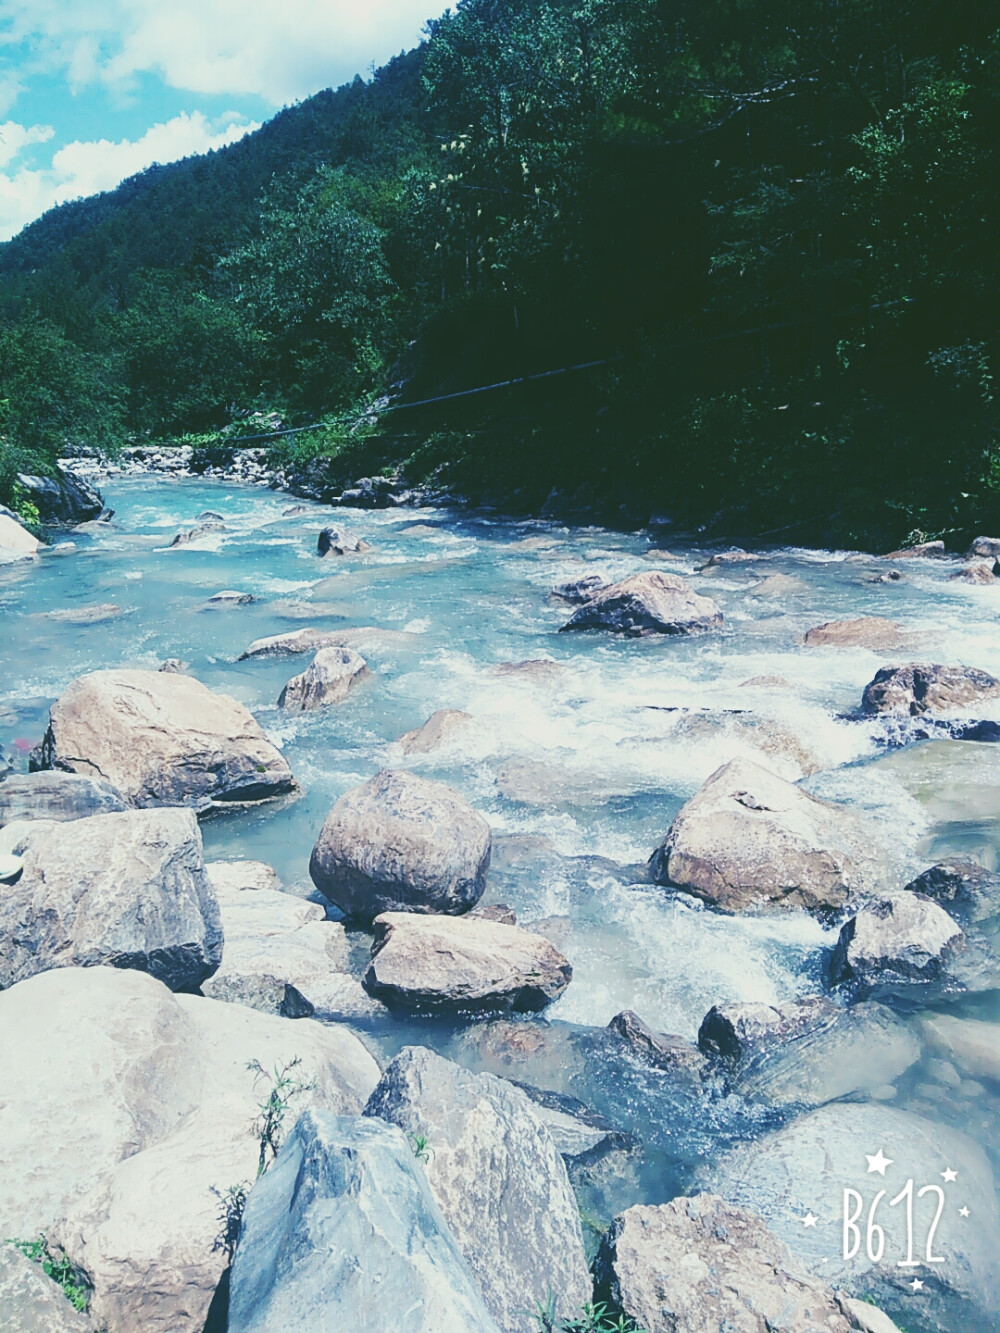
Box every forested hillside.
[2,0,998,545]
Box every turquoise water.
[2,473,999,1329]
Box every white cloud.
[0,0,444,105]
[0,111,259,241]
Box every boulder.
[885,539,946,558]
[594,1194,852,1333]
[919,1013,1000,1083]
[560,571,722,636]
[204,589,255,606]
[309,770,491,921]
[803,617,913,651]
[607,1010,707,1076]
[550,573,609,603]
[317,526,372,555]
[0,808,222,992]
[202,860,353,1018]
[707,1102,1000,1321]
[0,771,128,826]
[364,1047,590,1332]
[749,573,806,597]
[951,562,997,584]
[0,1245,94,1333]
[698,996,839,1062]
[906,858,1000,922]
[364,912,572,1012]
[16,469,103,523]
[398,709,474,754]
[698,548,761,569]
[227,1111,501,1333]
[40,603,124,624]
[861,663,1000,716]
[665,711,821,781]
[494,658,564,683]
[648,757,875,912]
[0,511,39,555]
[838,1297,904,1333]
[277,645,369,711]
[830,890,965,989]
[167,521,224,548]
[32,669,295,810]
[238,626,359,659]
[966,535,1000,559]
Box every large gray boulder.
[277,645,369,711]
[0,808,222,992]
[560,571,722,636]
[861,663,1000,716]
[594,1194,852,1333]
[309,770,491,922]
[648,757,876,912]
[0,511,39,556]
[0,1245,94,1332]
[830,890,966,990]
[17,468,103,523]
[965,535,1000,559]
[32,669,295,811]
[803,617,913,651]
[0,967,380,1333]
[364,912,572,1013]
[397,709,474,755]
[237,626,351,659]
[903,859,1000,925]
[0,771,128,826]
[364,1047,590,1332]
[707,1102,1000,1324]
[227,1111,501,1333]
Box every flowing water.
[2,473,999,1331]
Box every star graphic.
[941,1167,958,1183]
[801,1213,818,1228]
[866,1149,894,1175]
[910,1279,925,1292]
[959,1206,970,1218]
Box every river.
[2,472,998,1331]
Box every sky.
[0,0,446,242]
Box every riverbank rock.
[310,770,491,921]
[0,511,40,556]
[829,890,965,991]
[32,669,295,811]
[17,468,103,524]
[398,709,474,754]
[0,771,128,826]
[238,626,359,658]
[0,1245,95,1333]
[227,1111,500,1333]
[364,1047,590,1332]
[560,571,722,636]
[277,645,369,711]
[885,539,946,558]
[861,663,1000,715]
[317,526,373,555]
[648,757,873,912]
[707,1102,1000,1322]
[0,809,222,992]
[966,536,1000,559]
[201,859,352,1017]
[550,572,609,603]
[803,617,913,651]
[594,1194,852,1333]
[364,912,572,1012]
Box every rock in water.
[16,468,103,523]
[829,890,965,989]
[966,535,1000,559]
[0,511,39,556]
[0,808,222,992]
[364,1047,590,1332]
[309,769,491,921]
[802,617,913,650]
[648,756,874,912]
[594,1194,851,1333]
[0,771,128,826]
[238,626,355,659]
[32,669,295,810]
[861,663,1000,716]
[317,527,372,555]
[904,859,1000,925]
[364,912,572,1012]
[707,1102,1000,1324]
[0,1245,95,1332]
[550,572,609,603]
[884,539,946,558]
[397,709,474,755]
[227,1111,501,1333]
[951,562,997,584]
[559,571,722,636]
[277,645,370,711]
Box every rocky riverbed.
[0,471,998,1332]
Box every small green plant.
[210,1183,250,1265]
[7,1236,92,1312]
[409,1132,431,1163]
[526,1292,644,1333]
[247,1056,314,1178]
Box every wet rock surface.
[560,571,723,635]
[0,771,128,825]
[861,663,1000,716]
[277,644,370,710]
